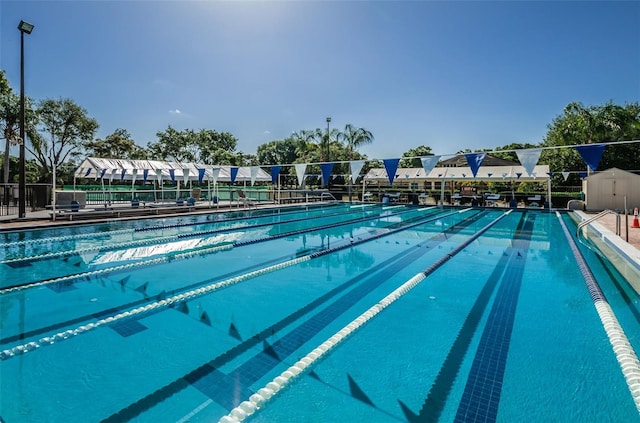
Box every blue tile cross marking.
[453,214,536,423]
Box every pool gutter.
[573,210,640,293]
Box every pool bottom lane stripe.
[219,211,511,423]
[557,212,640,414]
[410,212,529,423]
[101,211,489,423]
[452,214,536,423]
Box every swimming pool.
[1,203,638,422]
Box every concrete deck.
[594,212,640,251]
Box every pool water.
[0,203,638,422]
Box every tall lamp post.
[325,116,331,162]
[18,20,34,219]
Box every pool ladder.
[576,209,620,237]
[575,209,620,258]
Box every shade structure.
[363,165,551,183]
[73,158,271,183]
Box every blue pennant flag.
[198,168,206,184]
[85,168,92,177]
[547,172,553,178]
[120,169,126,181]
[574,144,606,171]
[230,167,238,184]
[99,169,107,179]
[320,163,334,187]
[270,165,281,184]
[464,153,486,177]
[143,169,149,182]
[169,169,175,183]
[383,158,400,186]
[516,172,522,179]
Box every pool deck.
[594,213,640,251]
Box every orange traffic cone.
[632,208,640,229]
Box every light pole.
[18,20,34,219]
[325,116,331,163]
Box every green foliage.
[541,101,640,186]
[147,126,241,165]
[30,98,98,182]
[399,145,433,167]
[1,70,39,184]
[84,128,146,159]
[492,143,540,162]
[341,124,374,160]
[257,137,299,172]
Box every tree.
[30,98,98,182]
[84,128,146,159]
[491,142,540,163]
[147,126,242,165]
[541,101,640,185]
[340,124,374,160]
[197,129,241,165]
[291,130,317,163]
[0,70,39,184]
[399,145,434,167]
[257,137,299,168]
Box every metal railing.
[576,209,620,237]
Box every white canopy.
[73,157,272,183]
[364,165,551,183]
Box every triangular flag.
[294,164,307,187]
[420,156,440,176]
[383,158,400,186]
[120,169,126,181]
[250,166,260,186]
[143,169,149,182]
[155,169,163,183]
[562,171,570,181]
[349,160,365,183]
[320,163,334,187]
[230,167,238,184]
[109,169,118,182]
[131,169,138,184]
[270,165,281,184]
[99,169,107,179]
[574,144,606,171]
[464,153,486,177]
[515,148,542,176]
[198,168,206,184]
[516,172,522,179]
[85,168,92,177]
[169,169,175,183]
[209,168,220,184]
[182,168,190,184]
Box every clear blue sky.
[1,0,639,161]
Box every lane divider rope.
[0,207,471,359]
[557,211,640,414]
[219,210,511,422]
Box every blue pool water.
[0,203,638,422]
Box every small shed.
[583,167,640,211]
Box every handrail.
[320,192,337,201]
[576,209,620,238]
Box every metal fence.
[0,183,51,217]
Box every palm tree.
[292,130,316,162]
[340,124,374,160]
